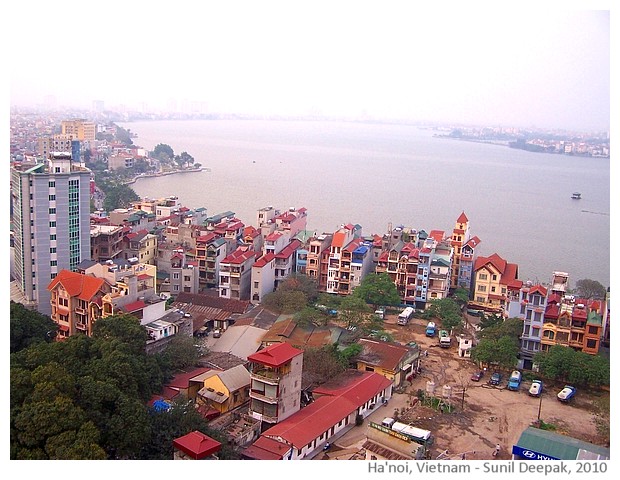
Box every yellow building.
[472,253,522,314]
[61,119,96,142]
[192,365,251,415]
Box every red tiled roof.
[47,269,106,301]
[172,431,221,460]
[529,285,548,297]
[331,231,347,248]
[457,211,469,223]
[275,239,302,259]
[464,236,481,249]
[122,300,146,313]
[428,230,444,242]
[242,436,288,460]
[254,252,276,268]
[248,342,303,367]
[222,247,255,264]
[262,371,392,450]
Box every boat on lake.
[571,192,582,199]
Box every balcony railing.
[251,371,281,385]
[249,390,278,404]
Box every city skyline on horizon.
[8,3,612,133]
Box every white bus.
[397,307,414,325]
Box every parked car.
[489,372,502,385]
[557,385,576,403]
[529,380,543,397]
[213,329,221,338]
[471,370,484,382]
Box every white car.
[529,380,543,397]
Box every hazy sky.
[8,1,612,131]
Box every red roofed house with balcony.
[325,223,362,295]
[472,253,522,315]
[48,269,113,340]
[172,430,221,460]
[247,343,303,430]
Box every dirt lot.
[334,314,609,460]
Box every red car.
[471,371,484,381]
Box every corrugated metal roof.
[515,426,610,460]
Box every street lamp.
[537,391,543,421]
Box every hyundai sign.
[512,445,560,461]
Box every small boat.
[571,192,581,199]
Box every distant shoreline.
[125,167,210,185]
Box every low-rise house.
[241,370,392,460]
[172,431,221,460]
[354,338,420,387]
[192,364,251,416]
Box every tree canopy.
[10,301,57,353]
[352,272,400,308]
[10,311,216,459]
[420,297,464,331]
[533,345,609,387]
[574,278,607,300]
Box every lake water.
[119,119,610,288]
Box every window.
[492,274,497,281]
[49,195,56,201]
[50,247,56,254]
[49,208,56,214]
[479,273,488,280]
[48,181,55,188]
[50,234,56,241]
[49,221,56,227]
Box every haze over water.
[121,119,610,288]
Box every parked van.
[375,307,385,320]
[507,370,522,391]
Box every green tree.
[102,183,140,211]
[159,334,201,371]
[471,335,519,370]
[422,297,463,331]
[316,292,342,310]
[353,272,400,309]
[533,345,576,383]
[452,287,470,306]
[338,295,371,330]
[295,306,329,328]
[152,143,174,161]
[10,301,57,353]
[534,345,610,387]
[302,345,347,386]
[574,278,607,300]
[478,317,523,341]
[92,314,150,356]
[176,151,195,168]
